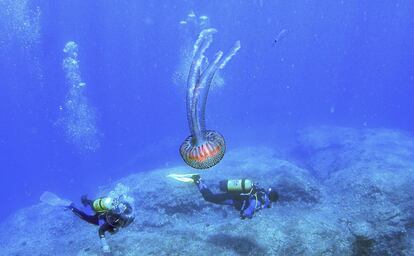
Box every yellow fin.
[167,173,199,183]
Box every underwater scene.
[1,0,414,255]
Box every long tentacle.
[218,40,241,70]
[186,29,217,140]
[195,51,223,135]
[196,40,241,133]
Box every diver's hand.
[100,237,111,254]
[64,203,75,212]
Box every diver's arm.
[240,198,256,219]
[68,204,99,225]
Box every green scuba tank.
[219,179,253,193]
[92,197,114,213]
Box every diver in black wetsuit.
[68,196,134,254]
[192,175,279,219]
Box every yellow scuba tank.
[92,197,114,213]
[219,179,253,193]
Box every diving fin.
[167,173,200,183]
[40,191,72,207]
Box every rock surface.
[1,127,414,255]
[297,126,414,255]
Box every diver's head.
[113,201,133,215]
[119,202,135,227]
[108,201,135,227]
[267,188,279,202]
[122,202,133,215]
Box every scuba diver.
[192,175,279,219]
[67,195,135,254]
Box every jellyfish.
[180,28,241,169]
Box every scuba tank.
[219,179,253,193]
[92,197,114,213]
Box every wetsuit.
[68,198,131,238]
[196,180,272,219]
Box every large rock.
[2,127,414,255]
[297,126,414,255]
[296,126,414,179]
[0,147,328,256]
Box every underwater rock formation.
[296,126,414,179]
[296,126,414,255]
[1,127,414,255]
[179,29,240,169]
[59,41,101,152]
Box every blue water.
[0,0,413,219]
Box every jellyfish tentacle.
[187,29,217,140]
[187,29,217,143]
[187,28,216,96]
[196,41,241,134]
[218,40,241,70]
[195,51,224,135]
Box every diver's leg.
[201,189,235,205]
[68,204,99,225]
[98,223,114,238]
[99,223,113,254]
[196,180,235,205]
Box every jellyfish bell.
[180,130,225,169]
